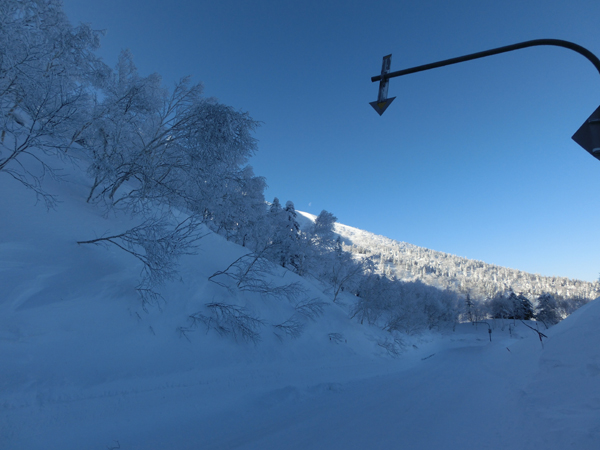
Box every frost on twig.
[209,252,304,301]
[294,297,327,321]
[189,302,264,344]
[272,297,328,341]
[78,215,204,308]
[273,316,305,341]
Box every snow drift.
[1,168,599,449]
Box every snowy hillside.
[2,3,599,448]
[0,159,395,447]
[2,169,600,449]
[318,213,599,302]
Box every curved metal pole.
[371,39,600,83]
[473,321,492,342]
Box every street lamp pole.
[370,39,600,160]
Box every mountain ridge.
[297,210,599,303]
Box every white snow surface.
[1,171,600,450]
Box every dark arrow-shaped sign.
[572,104,600,161]
[370,54,396,116]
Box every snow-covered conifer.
[535,293,561,328]
[311,210,337,245]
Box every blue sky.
[61,0,600,282]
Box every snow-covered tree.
[327,250,370,303]
[489,291,513,319]
[84,53,263,227]
[263,199,302,271]
[0,0,107,207]
[210,165,267,245]
[282,201,301,269]
[77,41,263,307]
[351,274,391,325]
[489,291,533,321]
[535,293,560,328]
[464,293,474,323]
[515,293,534,320]
[78,214,203,308]
[84,51,168,208]
[311,210,337,246]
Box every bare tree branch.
[189,302,264,344]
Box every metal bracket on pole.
[369,39,600,158]
[371,39,600,85]
[369,54,396,116]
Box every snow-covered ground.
[1,170,599,449]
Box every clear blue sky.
[61,0,600,282]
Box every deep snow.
[1,167,599,450]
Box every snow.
[1,168,599,449]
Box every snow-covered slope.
[0,166,407,448]
[2,174,599,449]
[296,211,599,302]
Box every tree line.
[1,1,588,345]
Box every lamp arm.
[371,39,600,83]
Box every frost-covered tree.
[351,274,391,325]
[327,250,370,302]
[535,293,560,328]
[263,199,303,271]
[210,165,267,245]
[208,248,304,302]
[78,214,204,308]
[288,209,338,277]
[489,291,513,319]
[0,0,107,207]
[263,197,287,263]
[178,100,263,231]
[464,293,474,323]
[84,50,166,207]
[281,201,301,269]
[76,38,263,307]
[515,293,534,320]
[311,210,337,246]
[489,291,534,320]
[84,52,263,226]
[351,274,459,334]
